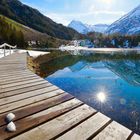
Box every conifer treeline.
[0,16,26,48]
[87,32,140,48]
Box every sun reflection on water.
[97,92,106,103]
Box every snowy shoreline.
[1,46,140,59]
[0,49,50,58]
[59,46,140,52]
[17,50,50,57]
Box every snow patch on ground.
[17,50,50,57]
[0,49,49,58]
[60,46,140,52]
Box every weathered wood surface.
[131,134,140,140]
[57,113,111,140]
[92,121,132,140]
[0,52,139,140]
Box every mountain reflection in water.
[105,60,140,86]
[41,51,140,134]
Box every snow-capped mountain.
[68,20,109,34]
[106,5,140,35]
[68,20,88,34]
[87,24,109,33]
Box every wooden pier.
[0,52,139,140]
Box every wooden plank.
[0,75,37,85]
[0,85,57,106]
[0,66,24,68]
[0,88,64,114]
[0,76,40,86]
[0,57,25,61]
[92,121,132,140]
[0,93,74,126]
[0,58,26,61]
[0,70,33,77]
[0,66,25,69]
[11,104,96,140]
[1,67,29,74]
[0,67,25,70]
[0,66,26,69]
[0,58,25,61]
[0,59,25,61]
[0,63,25,65]
[0,53,26,59]
[131,134,140,140]
[0,98,81,140]
[0,72,36,80]
[0,65,26,68]
[0,71,35,78]
[57,112,111,140]
[0,77,43,89]
[0,62,25,64]
[0,68,26,72]
[0,80,47,94]
[0,60,26,62]
[0,81,50,99]
[0,58,25,60]
[0,68,26,71]
[0,69,29,74]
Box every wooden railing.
[0,43,17,57]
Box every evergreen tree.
[0,16,26,48]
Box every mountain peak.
[70,20,83,24]
[68,20,109,34]
[68,20,88,34]
[106,5,140,35]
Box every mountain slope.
[0,0,81,40]
[0,14,49,41]
[0,15,68,48]
[68,20,89,34]
[68,20,109,34]
[0,15,26,48]
[106,5,140,35]
[87,24,109,33]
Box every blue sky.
[21,0,140,25]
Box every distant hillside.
[0,14,48,41]
[0,15,26,48]
[0,15,68,48]
[0,0,82,40]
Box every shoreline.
[59,46,140,52]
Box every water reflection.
[97,92,106,103]
[41,51,140,134]
[105,60,140,86]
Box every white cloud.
[22,0,132,26]
[46,0,126,26]
[46,9,126,26]
[46,13,69,25]
[80,0,115,11]
[93,11,125,15]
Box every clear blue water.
[44,53,140,134]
